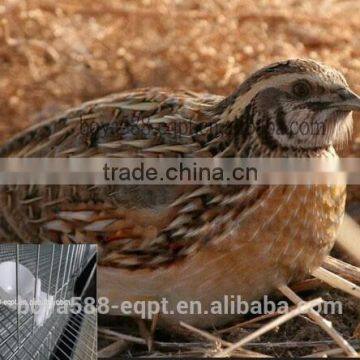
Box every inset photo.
[0,244,97,360]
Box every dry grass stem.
[324,256,360,284]
[214,298,323,357]
[99,328,146,346]
[180,321,269,357]
[217,309,295,334]
[312,267,360,299]
[278,284,358,357]
[336,214,360,265]
[97,339,128,358]
[99,327,209,350]
[303,347,355,358]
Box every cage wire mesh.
[0,244,97,360]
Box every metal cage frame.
[0,244,97,360]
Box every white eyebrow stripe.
[221,73,320,122]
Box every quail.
[0,59,359,328]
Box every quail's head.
[222,59,360,152]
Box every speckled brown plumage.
[0,59,359,328]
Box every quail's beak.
[331,88,360,112]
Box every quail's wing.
[0,89,210,248]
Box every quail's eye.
[292,80,311,98]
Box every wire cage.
[0,244,97,360]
